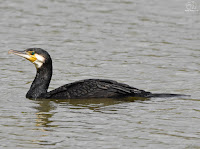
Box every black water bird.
[9,48,187,99]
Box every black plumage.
[9,48,187,99]
[46,79,152,99]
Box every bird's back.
[46,79,152,99]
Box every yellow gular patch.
[26,55,37,63]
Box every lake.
[0,0,200,148]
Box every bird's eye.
[31,52,35,55]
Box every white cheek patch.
[33,54,45,68]
[35,54,45,62]
[33,59,43,68]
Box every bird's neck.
[26,62,52,99]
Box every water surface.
[0,0,200,148]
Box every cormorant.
[9,48,187,99]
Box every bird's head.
[9,48,51,69]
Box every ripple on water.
[0,0,200,148]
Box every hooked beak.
[8,50,37,63]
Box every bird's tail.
[149,93,190,98]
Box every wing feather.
[46,79,151,99]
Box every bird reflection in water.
[32,97,148,128]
